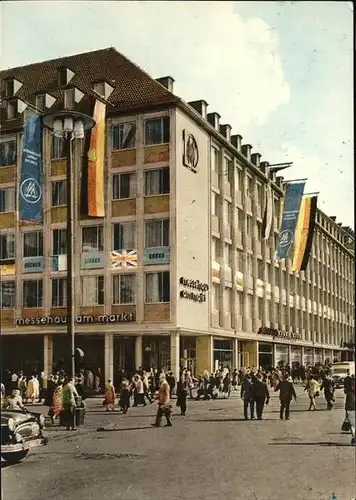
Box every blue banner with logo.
[19,109,43,222]
[275,181,305,261]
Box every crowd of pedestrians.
[1,361,354,444]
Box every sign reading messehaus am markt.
[16,312,135,326]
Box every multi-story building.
[0,48,354,382]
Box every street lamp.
[42,110,96,379]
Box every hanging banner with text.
[291,195,318,272]
[19,109,43,222]
[275,181,305,261]
[88,100,106,217]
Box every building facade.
[0,48,354,383]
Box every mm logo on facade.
[16,313,135,326]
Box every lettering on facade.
[16,313,135,326]
[179,276,209,303]
[258,326,302,341]
[149,252,165,260]
[24,261,41,268]
[84,257,100,265]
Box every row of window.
[0,117,170,167]
[0,167,169,213]
[0,271,170,308]
[0,221,169,260]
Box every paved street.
[2,388,355,500]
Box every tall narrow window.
[0,281,15,308]
[145,271,170,303]
[112,122,136,150]
[53,229,67,255]
[0,140,17,167]
[23,280,43,308]
[23,231,43,257]
[0,234,15,260]
[145,167,169,195]
[113,223,135,250]
[52,278,67,307]
[144,117,170,145]
[112,274,136,304]
[51,136,66,159]
[52,180,67,206]
[82,226,103,252]
[0,188,15,212]
[145,219,169,247]
[81,276,104,305]
[112,172,136,199]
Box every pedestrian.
[26,375,39,404]
[103,379,116,411]
[44,374,57,408]
[343,375,355,445]
[251,375,270,420]
[6,389,26,411]
[320,373,335,410]
[232,369,238,390]
[49,379,63,424]
[133,375,146,406]
[119,380,131,414]
[304,375,320,411]
[176,374,188,416]
[222,371,231,399]
[18,373,27,400]
[241,374,255,420]
[152,375,172,427]
[10,371,19,393]
[62,377,79,431]
[142,371,153,404]
[275,374,297,420]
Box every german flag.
[83,99,106,217]
[291,195,318,272]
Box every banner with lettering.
[275,181,305,261]
[291,195,317,272]
[262,182,273,239]
[19,109,43,222]
[88,100,106,217]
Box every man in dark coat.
[251,375,270,420]
[241,374,255,420]
[275,374,297,420]
[320,373,335,410]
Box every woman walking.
[176,374,189,416]
[305,375,321,411]
[103,379,116,411]
[49,381,64,424]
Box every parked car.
[1,409,48,464]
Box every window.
[24,231,43,257]
[36,95,46,111]
[224,243,232,267]
[52,278,67,307]
[212,283,220,310]
[82,226,103,252]
[81,276,104,305]
[256,221,262,240]
[113,274,136,304]
[23,280,43,308]
[0,234,15,260]
[237,208,244,230]
[246,216,252,237]
[246,176,252,197]
[53,229,67,255]
[145,167,169,195]
[113,222,136,250]
[51,136,66,159]
[144,117,170,145]
[112,172,136,199]
[0,140,17,167]
[51,181,67,206]
[145,219,169,247]
[58,68,68,86]
[64,89,74,109]
[7,101,17,120]
[211,148,219,172]
[212,237,220,262]
[236,169,242,193]
[0,188,15,212]
[212,192,219,217]
[224,200,232,225]
[257,260,264,280]
[145,271,170,302]
[224,287,232,313]
[94,82,105,97]
[112,123,136,150]
[246,254,253,276]
[0,281,15,308]
[5,80,14,97]
[224,157,233,182]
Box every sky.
[0,1,354,227]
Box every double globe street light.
[42,111,96,379]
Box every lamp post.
[42,111,96,379]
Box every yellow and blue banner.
[19,109,43,222]
[291,195,318,272]
[275,181,305,261]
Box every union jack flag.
[111,249,137,268]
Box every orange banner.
[88,100,106,217]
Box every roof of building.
[0,47,179,132]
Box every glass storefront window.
[291,346,302,364]
[304,348,313,366]
[258,343,273,370]
[275,345,289,367]
[213,338,233,370]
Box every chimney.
[330,216,336,221]
[156,76,175,93]
[207,112,221,130]
[276,176,284,187]
[188,100,208,119]
[220,124,232,142]
[260,161,269,176]
[231,134,243,151]
[241,144,252,162]
[269,170,277,182]
[251,153,262,167]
